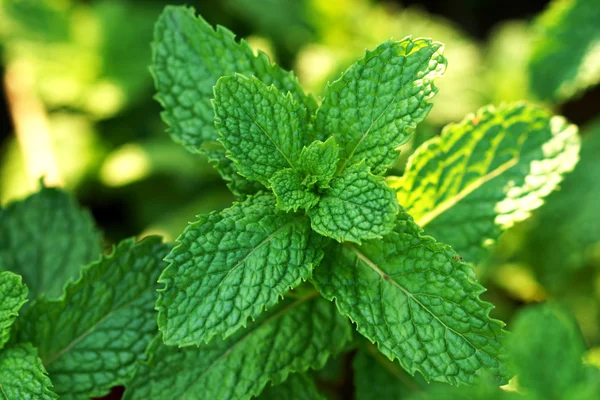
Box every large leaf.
[16,237,171,400]
[157,193,324,346]
[529,0,600,102]
[124,295,351,400]
[0,343,57,400]
[315,38,446,175]
[0,186,102,298]
[0,271,28,349]
[313,211,508,385]
[393,103,579,264]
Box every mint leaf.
[0,343,57,400]
[394,103,580,264]
[152,5,316,153]
[0,186,102,298]
[124,295,351,400]
[313,210,507,385]
[270,169,320,212]
[204,147,263,197]
[315,38,446,175]
[157,193,324,346]
[214,74,309,186]
[16,236,170,399]
[297,137,340,189]
[529,0,600,102]
[259,374,326,400]
[0,271,28,350]
[309,163,398,243]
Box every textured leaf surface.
[0,186,102,298]
[394,103,580,264]
[309,163,398,243]
[270,169,320,212]
[17,237,170,400]
[0,343,57,400]
[214,75,308,186]
[0,271,27,350]
[313,211,507,385]
[259,374,326,400]
[152,5,315,153]
[124,295,351,400]
[529,0,600,101]
[297,137,340,188]
[315,38,446,175]
[157,193,324,346]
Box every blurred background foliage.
[1,0,599,398]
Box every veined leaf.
[157,193,324,346]
[152,5,316,153]
[0,271,28,350]
[16,237,171,400]
[214,75,309,186]
[315,38,446,175]
[270,169,320,212]
[0,343,57,400]
[529,0,600,102]
[124,295,351,400]
[0,186,102,298]
[309,163,398,244]
[258,374,326,400]
[297,137,340,189]
[393,103,580,264]
[313,211,508,385]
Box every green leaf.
[270,169,320,212]
[394,103,580,264]
[204,147,263,197]
[157,193,324,346]
[308,163,398,244]
[213,74,309,186]
[16,236,171,400]
[529,0,600,102]
[259,374,326,400]
[315,38,446,175]
[0,343,57,400]
[313,210,508,385]
[0,186,102,298]
[0,271,28,350]
[124,295,352,400]
[152,5,316,153]
[297,137,340,189]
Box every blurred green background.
[1,0,599,397]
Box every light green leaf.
[157,193,324,346]
[16,237,171,400]
[393,103,580,264]
[529,0,600,102]
[309,163,398,244]
[313,210,508,385]
[124,295,352,400]
[297,137,340,189]
[0,186,102,298]
[259,374,326,400]
[214,74,309,186]
[270,169,320,212]
[0,343,57,400]
[152,5,316,153]
[0,271,28,350]
[204,147,263,197]
[315,38,446,175]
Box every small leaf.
[0,271,28,350]
[270,169,320,212]
[315,38,446,175]
[298,137,340,188]
[313,210,508,385]
[259,374,326,400]
[0,343,57,400]
[0,186,102,298]
[394,103,580,264]
[124,295,352,400]
[214,74,309,186]
[309,163,398,244]
[157,193,325,346]
[16,237,171,400]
